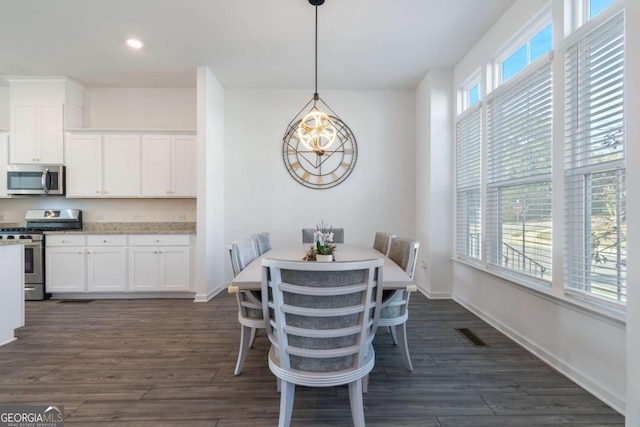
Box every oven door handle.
[41,168,50,193]
[24,286,37,291]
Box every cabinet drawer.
[46,235,85,246]
[87,235,127,246]
[128,234,190,246]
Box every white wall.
[224,89,415,280]
[450,0,627,414]
[625,0,640,424]
[83,87,196,129]
[454,263,626,411]
[415,70,454,298]
[0,198,196,223]
[194,67,225,301]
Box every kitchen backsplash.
[0,198,196,223]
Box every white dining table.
[228,244,416,292]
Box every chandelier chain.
[314,4,319,100]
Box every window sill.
[451,256,626,327]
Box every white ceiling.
[0,0,514,89]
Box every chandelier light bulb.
[126,38,144,49]
[297,109,337,152]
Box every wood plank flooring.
[0,292,624,426]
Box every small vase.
[315,254,333,262]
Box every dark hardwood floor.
[0,292,624,426]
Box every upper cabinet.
[142,134,196,197]
[66,130,194,198]
[11,103,63,163]
[7,77,84,165]
[66,133,141,198]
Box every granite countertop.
[44,222,197,235]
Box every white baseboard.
[453,294,626,416]
[194,284,227,302]
[416,286,452,299]
[0,336,17,348]
[51,292,195,299]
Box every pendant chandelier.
[282,0,358,189]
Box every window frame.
[455,102,483,262]
[563,9,626,306]
[451,0,628,319]
[493,8,552,88]
[459,70,482,114]
[485,56,554,285]
[573,0,620,30]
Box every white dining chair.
[261,258,384,427]
[302,227,345,244]
[250,232,271,255]
[378,237,419,372]
[373,232,395,256]
[228,238,264,376]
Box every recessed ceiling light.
[126,38,143,49]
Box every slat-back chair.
[261,258,384,427]
[379,237,419,371]
[228,237,264,375]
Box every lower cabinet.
[128,234,191,292]
[46,246,86,292]
[129,246,190,291]
[46,234,192,294]
[85,235,127,292]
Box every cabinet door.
[162,247,190,291]
[171,135,197,197]
[10,104,38,163]
[65,134,102,197]
[10,103,63,164]
[46,247,85,292]
[103,134,141,197]
[37,103,64,164]
[142,135,172,196]
[0,134,8,198]
[87,247,127,292]
[129,247,162,291]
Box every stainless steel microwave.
[6,165,65,196]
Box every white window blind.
[564,11,625,303]
[486,60,553,280]
[456,105,482,260]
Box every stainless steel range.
[0,209,82,300]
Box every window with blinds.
[486,59,553,280]
[564,11,625,303]
[456,105,482,260]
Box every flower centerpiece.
[304,221,336,262]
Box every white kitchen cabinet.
[6,77,84,165]
[46,246,86,292]
[103,135,141,197]
[46,233,192,296]
[0,133,8,198]
[65,134,102,197]
[86,235,127,292]
[171,135,197,196]
[129,235,191,291]
[142,134,196,197]
[46,235,86,292]
[10,103,64,164]
[65,133,141,198]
